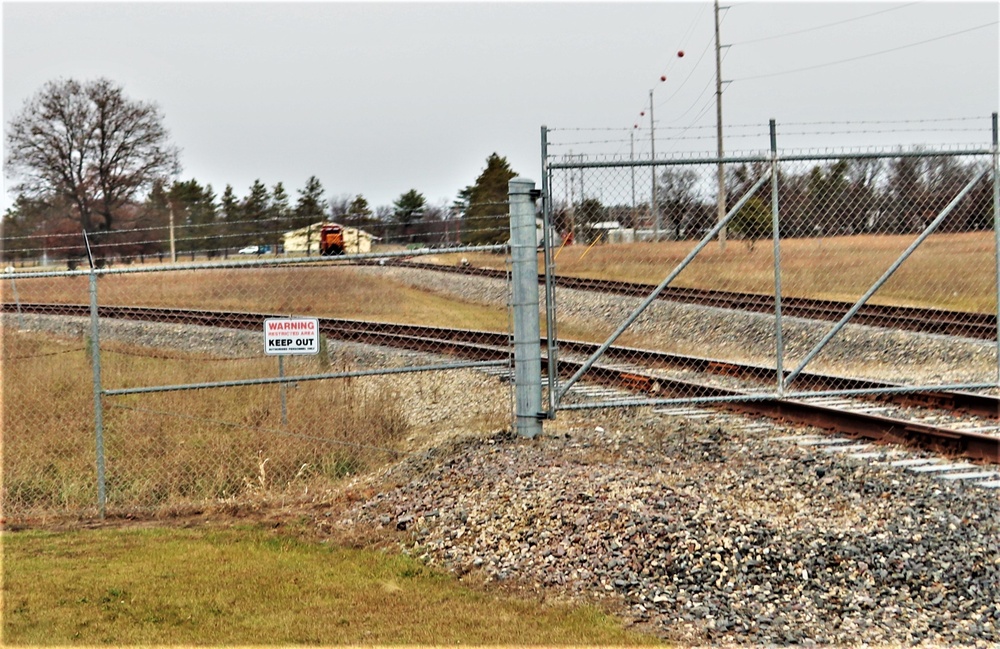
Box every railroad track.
[372,259,997,340]
[5,302,998,467]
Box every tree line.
[559,155,994,247]
[2,78,519,265]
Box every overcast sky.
[3,1,998,214]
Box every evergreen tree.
[220,184,239,221]
[243,180,270,222]
[168,179,218,258]
[138,180,172,261]
[1,200,30,262]
[293,176,328,255]
[270,181,291,252]
[576,198,606,243]
[346,194,374,228]
[242,180,270,246]
[270,182,291,222]
[392,189,426,243]
[730,196,772,251]
[220,184,241,254]
[452,186,472,217]
[461,153,517,245]
[294,176,328,226]
[201,184,220,256]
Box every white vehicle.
[238,245,262,254]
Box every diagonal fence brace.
[784,166,990,388]
[556,171,773,402]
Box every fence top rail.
[546,147,996,170]
[0,244,508,280]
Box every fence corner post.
[88,265,107,519]
[509,177,543,439]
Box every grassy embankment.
[3,525,660,645]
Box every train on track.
[319,224,344,256]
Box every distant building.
[282,222,375,255]
[588,220,623,244]
[590,221,622,232]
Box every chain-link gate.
[541,119,1000,414]
[3,213,516,523]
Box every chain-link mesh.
[2,204,515,523]
[544,143,998,410]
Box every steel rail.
[5,301,997,416]
[5,302,998,463]
[370,260,997,341]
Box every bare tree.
[4,78,180,236]
[657,167,699,239]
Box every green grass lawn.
[2,525,662,645]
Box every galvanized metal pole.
[992,112,999,389]
[714,0,727,250]
[650,89,660,242]
[630,130,637,221]
[279,355,288,425]
[6,269,26,330]
[769,119,785,397]
[87,261,107,518]
[509,177,543,438]
[169,204,177,263]
[540,126,559,416]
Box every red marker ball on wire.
[677,50,685,57]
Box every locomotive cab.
[319,224,344,255]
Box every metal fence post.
[5,267,26,330]
[510,177,543,438]
[88,266,107,518]
[770,119,785,396]
[541,126,559,416]
[992,112,999,389]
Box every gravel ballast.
[345,265,1000,646]
[336,410,1000,647]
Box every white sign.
[264,318,320,355]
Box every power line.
[736,21,999,82]
[730,2,920,45]
[627,3,716,129]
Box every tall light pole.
[649,88,659,242]
[714,0,727,250]
[168,202,177,263]
[630,128,637,230]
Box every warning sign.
[264,318,320,355]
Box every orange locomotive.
[319,224,344,255]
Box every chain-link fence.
[542,118,999,412]
[6,117,999,523]
[2,207,516,524]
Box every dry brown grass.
[439,231,996,313]
[9,263,511,330]
[2,329,415,518]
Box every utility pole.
[168,203,177,263]
[630,130,637,230]
[650,89,659,242]
[714,0,727,250]
[565,151,575,244]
